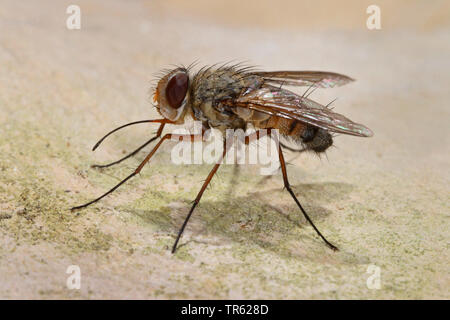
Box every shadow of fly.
[71,62,373,253]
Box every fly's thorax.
[190,68,253,131]
[191,98,247,132]
[191,69,248,107]
[235,107,271,122]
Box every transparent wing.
[229,86,373,137]
[251,71,354,88]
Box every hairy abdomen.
[255,116,333,153]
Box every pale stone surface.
[0,0,448,299]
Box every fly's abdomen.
[255,116,305,136]
[256,116,333,153]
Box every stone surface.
[0,0,448,299]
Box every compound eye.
[165,73,188,109]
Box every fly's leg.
[92,123,167,169]
[246,129,337,250]
[244,128,270,145]
[71,132,202,211]
[92,119,172,151]
[172,141,229,253]
[277,142,338,251]
[172,130,267,252]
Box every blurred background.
[0,0,448,299]
[150,0,450,30]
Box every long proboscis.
[92,119,168,151]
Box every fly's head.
[153,68,190,123]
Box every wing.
[251,71,354,88]
[228,86,373,137]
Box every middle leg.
[71,132,203,211]
[92,123,167,169]
[172,141,230,253]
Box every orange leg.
[277,141,338,251]
[172,130,270,253]
[92,123,167,169]
[71,132,202,211]
[92,119,173,151]
[248,129,338,251]
[171,140,231,253]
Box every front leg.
[71,132,203,211]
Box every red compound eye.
[165,73,188,109]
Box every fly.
[71,62,373,253]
